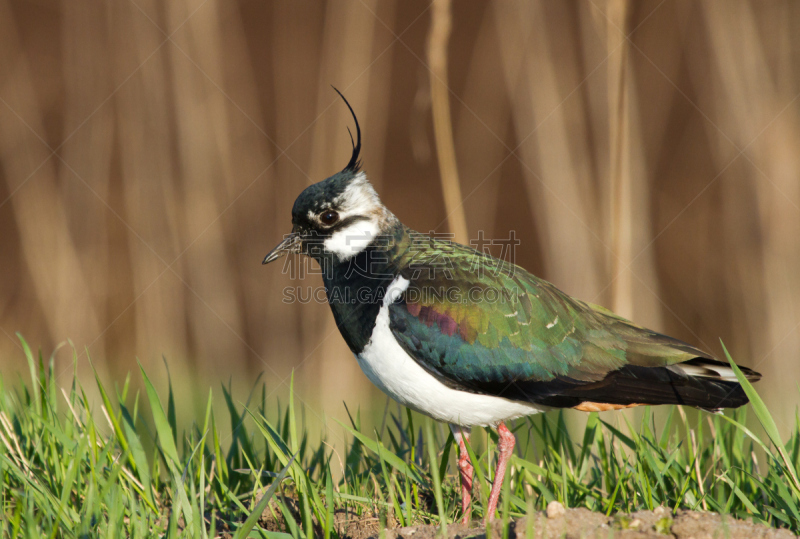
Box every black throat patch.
[319,225,406,354]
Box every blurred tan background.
[1,0,799,432]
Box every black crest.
[332,86,361,173]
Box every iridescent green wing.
[389,234,712,402]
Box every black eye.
[319,210,339,226]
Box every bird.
[262,89,762,525]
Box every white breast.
[356,276,546,427]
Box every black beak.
[262,233,301,265]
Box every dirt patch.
[257,497,399,539]
[249,496,795,538]
[365,507,796,539]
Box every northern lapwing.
[263,90,761,524]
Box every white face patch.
[320,172,394,261]
[324,218,381,261]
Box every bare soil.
[342,507,796,539]
[250,496,795,538]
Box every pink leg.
[485,422,516,523]
[454,428,474,525]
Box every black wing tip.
[739,365,762,382]
[331,86,362,173]
[481,363,758,411]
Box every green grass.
[1,335,800,537]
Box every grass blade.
[335,419,429,488]
[722,342,800,496]
[139,361,180,465]
[233,453,296,539]
[424,420,447,534]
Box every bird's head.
[263,90,397,268]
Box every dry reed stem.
[454,6,510,242]
[428,0,469,245]
[607,0,634,319]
